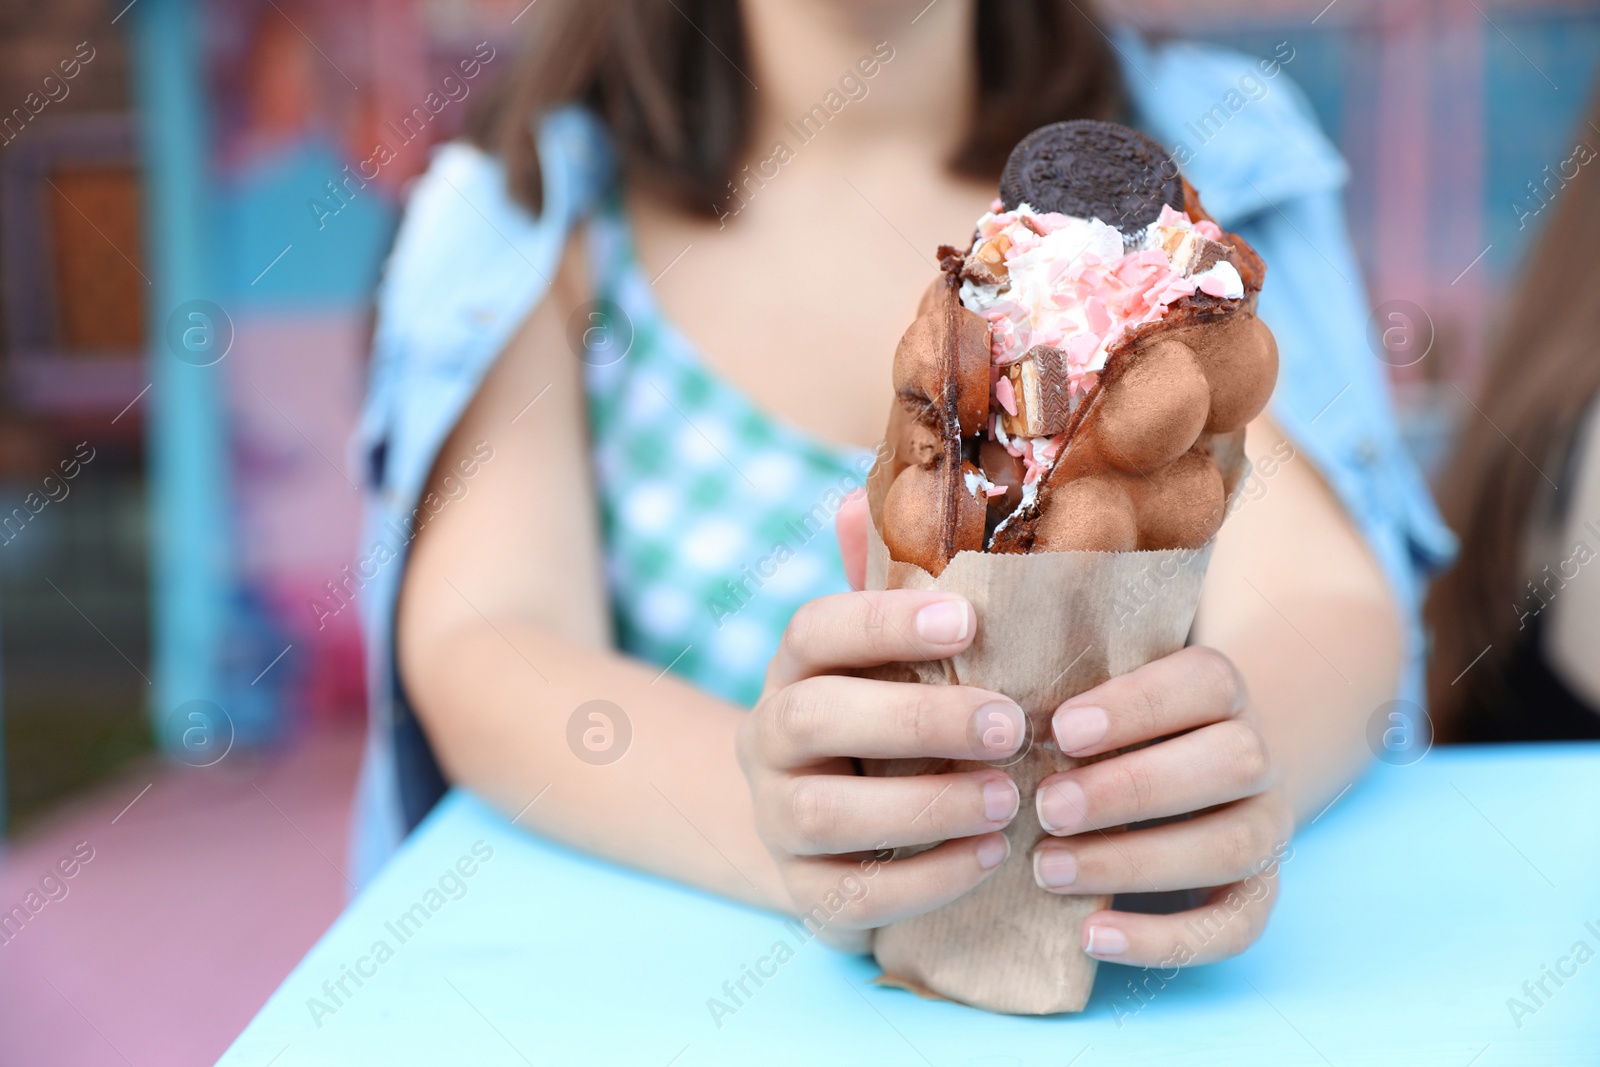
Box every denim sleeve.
[346,105,612,883]
[1235,193,1458,708]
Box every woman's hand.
[1032,645,1294,967]
[736,588,1028,952]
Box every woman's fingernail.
[914,599,970,644]
[975,833,1009,870]
[971,701,1025,756]
[1084,924,1129,957]
[982,777,1020,822]
[1033,849,1078,889]
[1054,705,1108,753]
[1037,778,1088,835]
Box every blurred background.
[1,0,1596,1062]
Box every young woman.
[1427,90,1600,742]
[350,0,1452,970]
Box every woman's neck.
[739,0,977,165]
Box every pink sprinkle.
[1032,211,1072,234]
[989,197,1004,212]
[1198,272,1232,298]
[1157,204,1190,229]
[1009,229,1042,256]
[995,375,1018,416]
[979,212,1019,238]
[1195,220,1224,241]
[1085,296,1110,336]
[1115,258,1162,286]
[985,484,1008,498]
[1165,277,1197,301]
[1065,332,1099,365]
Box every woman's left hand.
[1032,645,1294,968]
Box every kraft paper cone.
[861,452,1228,1015]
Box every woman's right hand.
[736,589,1028,951]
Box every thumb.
[835,488,869,591]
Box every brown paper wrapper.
[861,451,1231,1015]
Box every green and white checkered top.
[581,198,873,708]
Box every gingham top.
[580,200,871,707]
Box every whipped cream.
[960,200,1242,493]
[963,467,1007,500]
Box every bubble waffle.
[883,120,1278,575]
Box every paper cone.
[861,451,1227,1014]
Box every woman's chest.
[629,175,993,448]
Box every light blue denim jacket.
[346,33,1457,884]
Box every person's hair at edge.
[463,0,1125,215]
[1426,83,1600,737]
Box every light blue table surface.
[221,744,1600,1066]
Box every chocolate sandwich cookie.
[999,120,1183,232]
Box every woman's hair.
[1426,86,1600,736]
[465,0,1123,215]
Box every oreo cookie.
[999,120,1182,232]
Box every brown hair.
[1425,88,1600,736]
[465,0,1124,215]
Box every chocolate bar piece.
[1159,226,1229,277]
[961,234,1011,286]
[999,345,1074,437]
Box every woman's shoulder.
[1113,29,1348,225]
[373,105,612,354]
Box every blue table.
[221,745,1600,1065]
